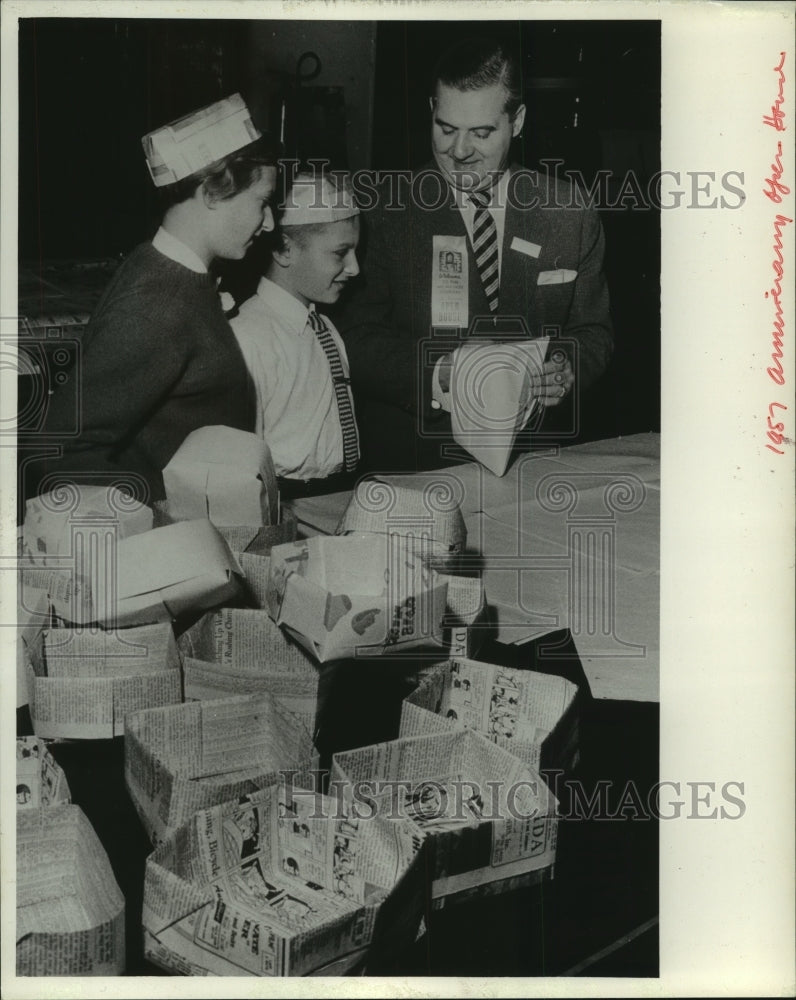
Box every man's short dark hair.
[431,38,524,118]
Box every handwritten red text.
[762,52,790,457]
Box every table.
[290,433,660,702]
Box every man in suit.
[335,37,614,473]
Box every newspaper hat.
[280,172,359,226]
[142,93,262,188]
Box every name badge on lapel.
[431,235,468,327]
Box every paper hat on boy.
[280,173,359,226]
[142,93,262,188]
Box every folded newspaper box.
[235,551,271,608]
[439,574,488,660]
[21,485,152,567]
[400,659,580,775]
[337,483,487,656]
[213,516,296,557]
[17,804,125,975]
[16,736,71,808]
[178,607,336,739]
[142,781,425,976]
[25,621,183,739]
[163,425,280,526]
[108,519,244,626]
[125,693,316,845]
[337,481,467,571]
[332,728,558,907]
[16,585,52,710]
[21,518,244,627]
[153,504,297,558]
[266,535,449,662]
[450,338,549,477]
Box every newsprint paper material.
[400,657,581,774]
[178,606,336,738]
[266,534,450,661]
[124,693,317,845]
[332,728,559,906]
[162,425,280,528]
[16,805,125,976]
[450,337,550,476]
[142,781,425,976]
[25,621,183,739]
[15,737,70,809]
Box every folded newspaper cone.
[162,425,280,526]
[142,780,425,976]
[400,658,580,775]
[16,737,71,808]
[25,622,183,739]
[179,607,337,738]
[21,485,153,567]
[332,728,559,907]
[266,535,449,662]
[337,481,467,570]
[17,804,125,975]
[124,694,316,845]
[450,338,549,476]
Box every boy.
[231,172,361,499]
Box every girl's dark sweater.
[31,243,256,502]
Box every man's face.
[284,216,360,307]
[431,81,525,191]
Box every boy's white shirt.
[230,277,358,480]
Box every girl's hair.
[158,132,280,210]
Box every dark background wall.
[18,17,659,439]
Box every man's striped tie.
[468,188,499,313]
[307,309,359,473]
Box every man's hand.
[533,349,575,407]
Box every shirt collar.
[256,277,314,333]
[152,227,208,274]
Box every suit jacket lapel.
[500,167,551,322]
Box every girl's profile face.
[210,166,277,261]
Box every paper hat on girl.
[280,173,359,225]
[142,93,262,188]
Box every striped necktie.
[468,188,499,312]
[307,309,359,473]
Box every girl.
[31,94,278,503]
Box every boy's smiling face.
[279,216,360,307]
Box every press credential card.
[431,235,468,327]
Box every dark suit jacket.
[334,164,613,473]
